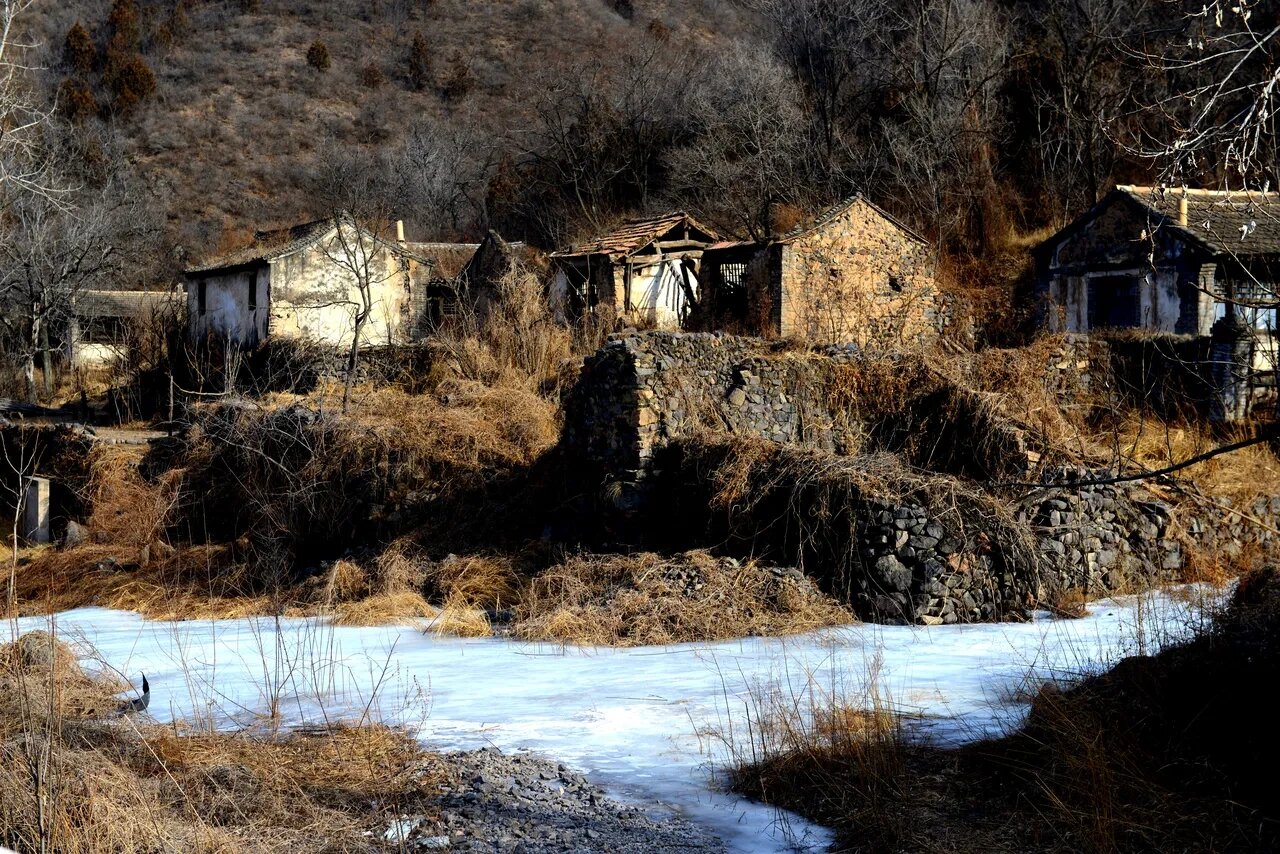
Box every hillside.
[16,0,1271,283]
[26,0,762,257]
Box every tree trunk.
[343,299,370,414]
[40,321,54,399]
[24,354,37,405]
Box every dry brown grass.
[82,444,183,548]
[431,264,577,396]
[0,631,443,853]
[424,596,493,638]
[1112,414,1280,506]
[513,550,852,646]
[329,591,436,627]
[423,553,523,610]
[721,661,954,852]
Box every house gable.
[776,197,940,344]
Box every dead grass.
[1112,414,1280,506]
[82,443,183,548]
[513,550,852,646]
[423,553,523,610]
[424,596,493,638]
[717,658,971,852]
[0,630,444,853]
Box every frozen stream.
[16,590,1213,853]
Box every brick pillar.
[1209,314,1252,423]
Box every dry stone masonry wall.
[564,331,862,481]
[566,331,1280,624]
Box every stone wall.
[566,330,1280,624]
[564,331,863,482]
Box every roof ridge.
[1119,184,1280,199]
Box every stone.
[63,520,88,548]
[874,555,913,592]
[726,387,747,407]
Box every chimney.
[1178,193,1189,227]
[395,220,406,243]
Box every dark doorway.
[1088,276,1141,329]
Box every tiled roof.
[186,217,336,274]
[405,242,481,279]
[552,212,718,258]
[1117,185,1280,256]
[76,289,182,319]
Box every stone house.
[68,289,182,368]
[1034,185,1280,338]
[1035,185,1280,420]
[697,196,943,346]
[416,230,540,332]
[550,212,720,329]
[406,240,482,333]
[184,216,433,349]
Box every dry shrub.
[424,594,493,638]
[370,538,428,595]
[179,381,559,567]
[514,550,851,646]
[9,544,287,621]
[726,664,919,852]
[84,444,183,548]
[681,435,1039,575]
[971,569,1280,853]
[818,355,1031,481]
[423,553,522,610]
[434,263,575,395]
[0,632,443,853]
[318,558,368,605]
[0,632,124,728]
[330,590,435,627]
[961,337,1093,455]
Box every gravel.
[383,747,727,853]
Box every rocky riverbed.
[385,747,726,853]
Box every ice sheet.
[14,589,1212,853]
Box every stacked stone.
[841,501,1028,625]
[1185,494,1280,556]
[564,331,861,480]
[1018,479,1182,596]
[1043,334,1102,398]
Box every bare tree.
[398,116,484,237]
[310,149,406,413]
[1,0,63,210]
[1023,0,1158,219]
[666,53,814,239]
[0,178,151,403]
[882,0,1011,252]
[748,0,897,177]
[1136,0,1279,190]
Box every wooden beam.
[628,251,706,265]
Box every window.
[247,272,258,312]
[81,316,128,344]
[197,280,207,315]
